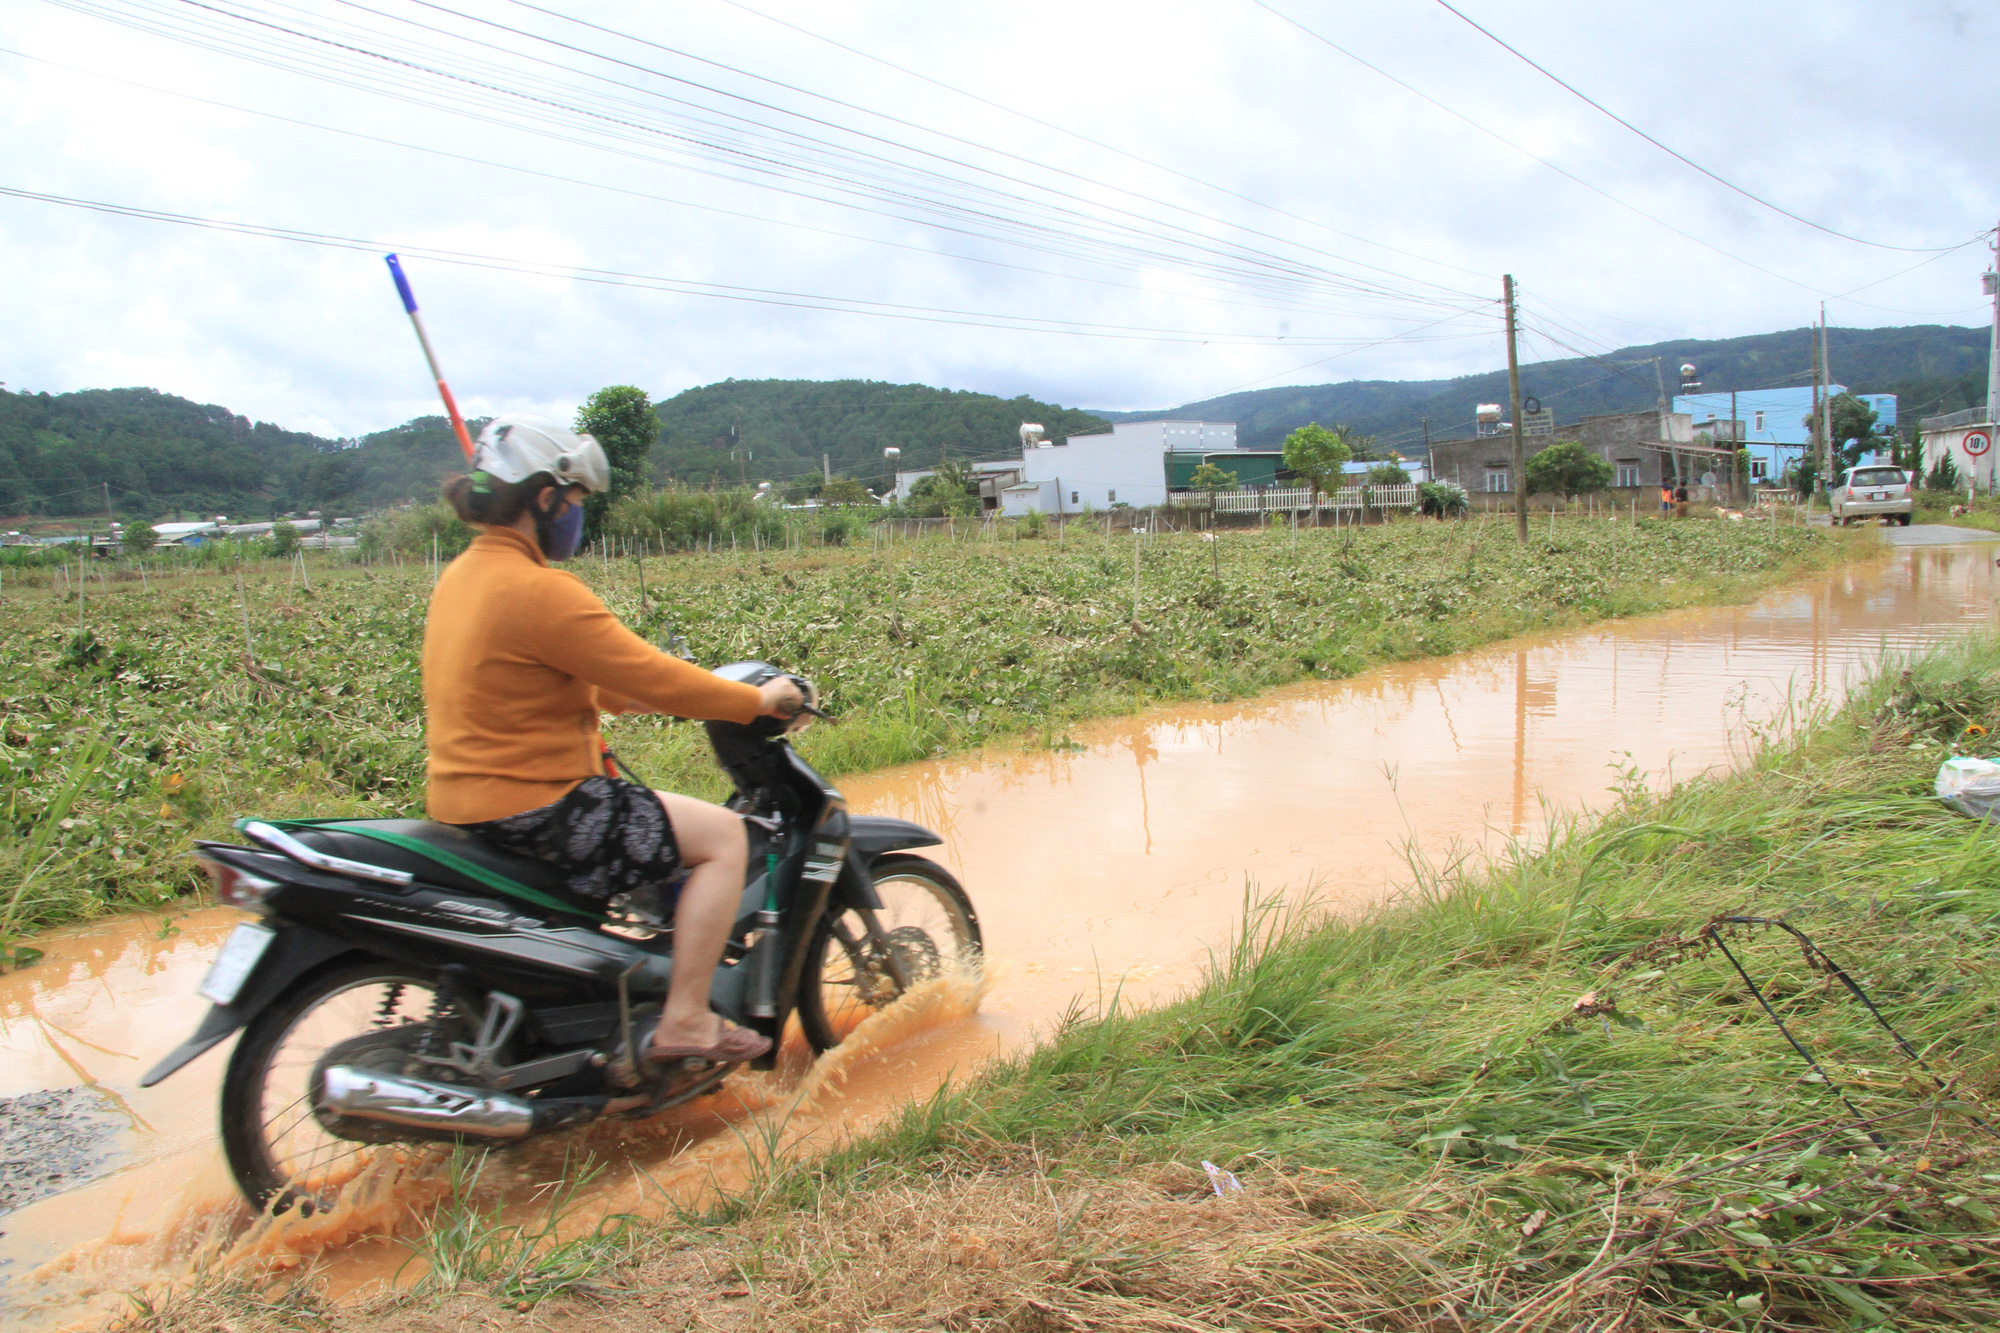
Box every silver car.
[1832,465,1913,526]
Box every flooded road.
[4,534,1997,1322]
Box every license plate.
[1871,492,1887,501]
[198,923,276,1005]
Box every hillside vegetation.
[0,387,466,522]
[0,379,1101,525]
[650,377,1105,489]
[6,322,1982,525]
[1099,323,1991,452]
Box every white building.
[999,420,1238,516]
[1920,405,1996,492]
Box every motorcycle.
[141,663,981,1212]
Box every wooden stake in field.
[235,563,255,661]
[1131,526,1141,626]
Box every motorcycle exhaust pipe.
[318,1065,535,1139]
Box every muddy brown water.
[4,536,1997,1325]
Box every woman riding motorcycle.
[423,414,802,1072]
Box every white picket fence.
[1191,484,1422,514]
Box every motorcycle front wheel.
[220,962,438,1213]
[797,854,982,1053]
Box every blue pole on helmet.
[384,254,476,461]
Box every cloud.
[0,0,1991,434]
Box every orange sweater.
[422,526,763,823]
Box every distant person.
[1675,483,1690,519]
[1659,482,1672,515]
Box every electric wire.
[0,45,1476,329]
[0,183,1477,346]
[709,0,1498,286]
[1242,0,1917,298]
[494,0,1497,294]
[173,0,1490,315]
[48,0,1491,325]
[1432,0,1959,254]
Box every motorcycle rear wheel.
[220,962,439,1213]
[797,855,981,1053]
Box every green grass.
[1915,492,2000,533]
[710,636,2000,1329]
[1,515,1856,946]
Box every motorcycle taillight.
[198,856,277,908]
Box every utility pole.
[1816,318,1832,492]
[1422,415,1432,481]
[1730,388,1740,504]
[1985,218,1999,495]
[1502,275,1527,542]
[1821,303,1835,485]
[1651,355,1681,490]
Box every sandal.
[637,1016,772,1074]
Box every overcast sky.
[1,0,1994,438]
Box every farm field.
[1,515,1853,947]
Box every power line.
[1241,0,1919,298]
[1171,307,1500,403]
[1431,0,1960,254]
[705,0,1498,286]
[0,45,1468,329]
[0,182,1473,346]
[455,0,1494,304]
[174,0,1484,315]
[52,0,1486,324]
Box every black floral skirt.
[462,776,683,910]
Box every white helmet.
[472,415,610,493]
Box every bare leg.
[649,792,748,1053]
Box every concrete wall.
[1019,431,1168,510]
[1003,420,1234,512]
[1920,411,1998,492]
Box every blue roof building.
[1672,386,1897,482]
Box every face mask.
[536,497,585,561]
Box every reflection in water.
[2,541,1996,1324]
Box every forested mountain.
[1094,324,1990,453]
[0,379,1104,523]
[0,386,470,522]
[3,325,1984,522]
[649,379,1106,490]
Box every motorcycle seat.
[283,819,578,902]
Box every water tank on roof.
[1476,404,1502,422]
[1019,422,1046,447]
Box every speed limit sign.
[1967,430,1992,457]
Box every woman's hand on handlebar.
[757,677,806,719]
